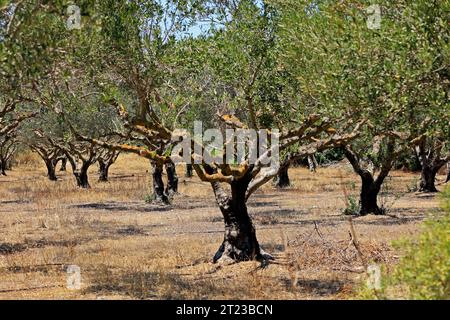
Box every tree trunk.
[151,162,169,204]
[45,160,58,181]
[98,160,110,182]
[4,159,12,170]
[74,163,91,189]
[415,139,448,193]
[0,161,5,176]
[185,164,193,177]
[165,161,178,196]
[419,165,438,192]
[275,163,290,188]
[446,164,450,183]
[213,178,263,263]
[359,174,382,215]
[59,158,67,171]
[307,154,318,172]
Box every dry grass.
[0,154,446,300]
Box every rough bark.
[61,143,98,189]
[74,163,91,189]
[164,161,178,196]
[5,160,12,170]
[307,154,318,172]
[97,151,119,182]
[415,138,449,192]
[0,137,17,176]
[59,157,67,171]
[98,160,110,182]
[66,156,93,189]
[151,161,169,204]
[359,173,383,215]
[344,145,394,216]
[419,165,439,192]
[0,161,5,176]
[213,183,261,263]
[209,170,269,264]
[31,146,61,181]
[275,163,290,188]
[45,160,58,181]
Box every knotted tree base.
[212,179,273,264]
[419,169,438,193]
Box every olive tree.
[277,0,449,214]
[72,0,364,263]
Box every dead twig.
[347,217,367,269]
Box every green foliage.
[342,194,360,216]
[316,149,345,165]
[0,1,95,86]
[277,0,449,165]
[392,215,450,299]
[144,193,156,203]
[395,152,422,172]
[357,186,450,299]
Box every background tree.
[97,149,120,182]
[1,0,96,179]
[0,132,18,175]
[28,131,64,181]
[0,98,35,177]
[414,134,449,192]
[61,0,206,200]
[277,0,449,214]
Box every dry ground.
[0,154,446,300]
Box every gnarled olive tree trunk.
[344,145,394,216]
[275,162,290,188]
[204,169,269,264]
[307,154,318,172]
[359,172,383,215]
[0,153,13,175]
[61,144,99,189]
[31,146,62,181]
[97,151,119,182]
[98,160,110,182]
[149,161,178,203]
[73,162,91,189]
[59,157,67,171]
[419,164,439,192]
[45,159,58,181]
[0,136,18,176]
[164,161,178,196]
[151,161,169,204]
[415,138,449,193]
[66,156,93,189]
[0,161,5,176]
[212,179,262,263]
